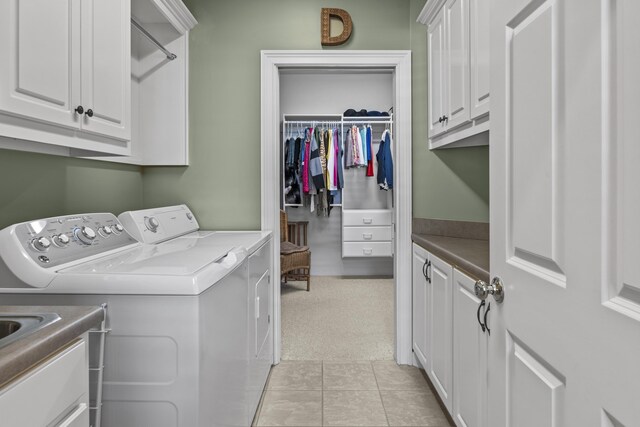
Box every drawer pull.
[362,233,373,240]
[363,218,373,224]
[363,248,373,255]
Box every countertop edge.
[412,233,490,283]
[0,306,104,388]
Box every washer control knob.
[52,234,70,247]
[31,236,51,252]
[113,224,124,234]
[99,226,113,238]
[144,216,159,232]
[75,226,96,245]
[186,212,193,220]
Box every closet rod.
[131,18,177,61]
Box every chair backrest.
[280,210,288,242]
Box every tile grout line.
[371,360,391,427]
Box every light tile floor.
[254,360,454,427]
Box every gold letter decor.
[321,8,353,46]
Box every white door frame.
[260,50,413,365]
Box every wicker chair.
[280,210,311,291]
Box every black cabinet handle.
[85,109,94,118]
[438,116,443,123]
[426,260,432,283]
[443,115,448,122]
[484,302,491,335]
[477,300,486,332]
[75,106,84,115]
[422,259,428,279]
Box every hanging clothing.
[302,129,311,193]
[376,129,394,190]
[335,128,344,191]
[365,126,374,177]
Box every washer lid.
[58,237,238,276]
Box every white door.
[489,0,640,426]
[469,0,489,119]
[453,269,487,427]
[80,0,131,140]
[427,7,447,138]
[0,0,81,129]
[443,0,470,130]
[427,253,453,412]
[412,243,430,369]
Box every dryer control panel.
[118,204,199,244]
[3,213,138,269]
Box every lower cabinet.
[412,243,488,426]
[453,269,487,427]
[0,338,89,427]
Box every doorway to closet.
[260,51,413,366]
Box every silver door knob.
[474,277,505,303]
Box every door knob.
[474,277,505,303]
[85,109,94,117]
[75,106,84,114]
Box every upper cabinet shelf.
[418,0,490,150]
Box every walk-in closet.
[278,70,396,360]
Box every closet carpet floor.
[281,276,394,361]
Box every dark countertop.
[0,305,104,387]
[412,233,490,283]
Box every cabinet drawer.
[343,226,392,242]
[343,210,392,226]
[343,242,393,258]
[0,339,88,427]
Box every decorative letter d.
[321,8,353,46]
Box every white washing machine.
[0,210,272,427]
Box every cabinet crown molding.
[151,0,197,34]
[417,0,447,24]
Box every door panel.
[444,0,470,129]
[412,244,429,368]
[0,0,80,128]
[491,0,640,425]
[81,0,130,140]
[470,0,490,119]
[428,8,446,137]
[453,269,486,427]
[428,253,452,411]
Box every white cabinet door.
[80,0,130,140]
[453,269,486,427]
[443,0,470,130]
[427,7,447,138]
[489,0,640,425]
[0,0,81,129]
[412,243,430,369]
[469,0,489,119]
[427,252,453,412]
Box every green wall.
[0,0,489,231]
[0,149,143,229]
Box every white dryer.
[0,210,272,427]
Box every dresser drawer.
[343,226,392,242]
[342,210,392,226]
[343,242,393,257]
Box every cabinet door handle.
[438,116,443,123]
[477,300,486,332]
[362,218,373,224]
[75,106,84,115]
[363,248,373,255]
[85,109,94,118]
[484,302,491,335]
[426,260,432,283]
[362,233,373,240]
[422,259,428,278]
[443,115,448,122]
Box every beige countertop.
[0,305,104,388]
[412,233,490,283]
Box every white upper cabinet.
[0,0,131,155]
[0,0,81,130]
[469,0,490,119]
[419,0,489,149]
[444,0,470,130]
[80,0,131,141]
